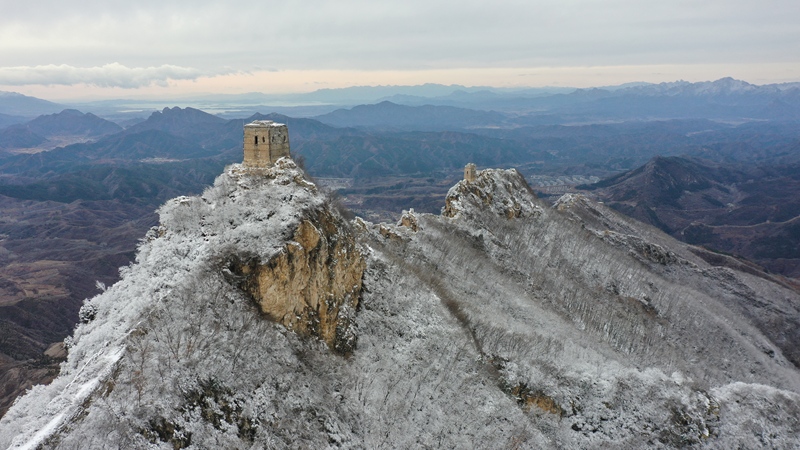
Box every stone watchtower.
[243,120,290,168]
[464,163,477,182]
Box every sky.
[1,0,799,100]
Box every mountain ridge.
[2,161,799,448]
[0,92,64,117]
[313,101,509,131]
[581,155,800,278]
[0,109,122,153]
[23,109,122,138]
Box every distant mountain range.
[309,78,800,122]
[313,101,508,131]
[474,78,800,121]
[0,109,122,152]
[4,77,798,124]
[0,127,48,150]
[581,156,800,278]
[24,109,121,138]
[0,91,64,117]
[307,78,800,131]
[0,113,26,129]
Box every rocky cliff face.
[1,163,799,449]
[0,159,370,448]
[231,207,365,354]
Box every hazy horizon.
[2,1,799,101]
[5,74,800,106]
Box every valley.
[582,156,800,278]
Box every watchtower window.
[254,135,259,146]
[262,136,266,143]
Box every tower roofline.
[245,120,285,128]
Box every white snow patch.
[11,412,66,450]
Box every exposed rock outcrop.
[231,208,365,354]
[443,167,541,220]
[397,209,419,232]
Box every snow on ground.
[2,163,799,448]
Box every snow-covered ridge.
[2,163,800,448]
[619,77,800,96]
[0,159,322,448]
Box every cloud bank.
[0,63,216,88]
[1,0,798,94]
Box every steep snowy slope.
[1,162,799,449]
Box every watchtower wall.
[464,163,477,182]
[243,120,291,167]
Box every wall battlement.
[243,120,290,168]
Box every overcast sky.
[2,0,799,99]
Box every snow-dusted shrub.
[78,302,98,324]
